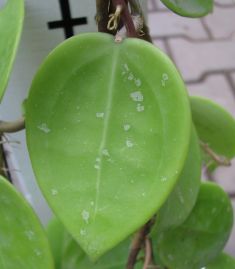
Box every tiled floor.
[147,0,235,256]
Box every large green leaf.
[26,32,191,259]
[0,0,24,100]
[156,182,233,269]
[160,0,213,18]
[47,218,143,269]
[206,253,235,269]
[0,176,54,269]
[191,96,235,166]
[154,125,201,233]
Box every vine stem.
[126,218,155,269]
[111,0,137,37]
[143,237,153,269]
[96,0,115,34]
[0,117,25,133]
[200,141,231,166]
[128,0,152,42]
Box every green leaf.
[206,253,235,269]
[156,182,233,269]
[191,96,235,164]
[46,218,143,269]
[160,0,213,18]
[0,0,24,101]
[26,32,191,259]
[0,176,54,269]
[154,125,201,232]
[46,217,65,269]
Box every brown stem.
[200,141,231,167]
[126,217,156,269]
[128,0,152,42]
[0,117,25,133]
[143,237,153,269]
[112,0,137,37]
[96,0,115,34]
[0,135,9,178]
[0,139,5,177]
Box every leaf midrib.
[93,46,120,217]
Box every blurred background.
[0,0,234,257]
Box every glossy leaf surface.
[191,96,235,164]
[206,253,235,269]
[0,0,24,100]
[0,176,54,269]
[160,0,213,17]
[26,33,191,259]
[155,126,201,232]
[156,182,233,269]
[47,218,143,269]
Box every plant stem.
[200,141,231,166]
[128,0,152,42]
[96,0,115,34]
[126,217,155,269]
[0,117,25,133]
[112,0,137,37]
[143,237,153,269]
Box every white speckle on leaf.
[25,230,35,240]
[94,164,100,170]
[212,208,217,214]
[130,91,143,102]
[123,124,131,131]
[162,73,169,81]
[161,73,169,87]
[123,63,129,71]
[90,201,94,206]
[82,210,90,224]
[102,148,110,157]
[135,79,141,87]
[80,229,86,236]
[168,254,174,261]
[37,123,51,133]
[76,105,80,110]
[136,103,144,112]
[51,189,58,196]
[130,179,134,184]
[126,139,134,148]
[128,73,134,81]
[142,192,146,197]
[34,249,42,256]
[161,176,167,182]
[96,157,101,163]
[179,196,184,204]
[179,194,184,204]
[96,112,104,118]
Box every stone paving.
[147,0,235,256]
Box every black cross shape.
[48,0,88,39]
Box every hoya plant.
[0,0,234,268]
